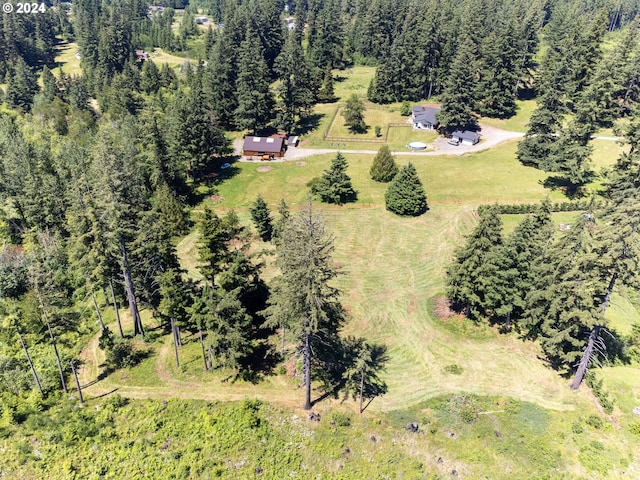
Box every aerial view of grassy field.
[3,12,640,475]
[51,66,637,479]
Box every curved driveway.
[234,126,621,163]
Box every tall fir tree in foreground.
[370,145,398,182]
[484,202,553,329]
[446,207,503,319]
[315,152,357,205]
[384,163,427,216]
[265,204,344,410]
[522,210,606,372]
[249,195,273,241]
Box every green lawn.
[52,41,82,77]
[478,99,537,132]
[326,105,406,139]
[332,66,376,100]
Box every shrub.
[448,395,479,424]
[443,364,463,375]
[330,411,352,427]
[585,414,603,429]
[306,176,322,193]
[400,100,412,116]
[628,422,640,435]
[572,421,584,434]
[585,372,615,414]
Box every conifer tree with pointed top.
[384,163,427,216]
[234,30,274,133]
[315,152,357,205]
[265,204,345,410]
[485,202,554,329]
[249,195,273,241]
[437,38,479,134]
[370,145,398,182]
[446,207,503,319]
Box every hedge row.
[477,199,607,216]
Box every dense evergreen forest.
[1,0,640,476]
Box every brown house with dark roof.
[242,135,286,158]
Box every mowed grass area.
[149,48,197,69]
[215,140,564,210]
[190,140,632,413]
[303,103,439,151]
[326,105,406,138]
[52,41,82,77]
[478,99,537,132]
[332,66,376,99]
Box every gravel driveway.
[233,125,525,162]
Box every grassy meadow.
[52,41,82,77]
[17,63,635,478]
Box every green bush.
[585,414,603,429]
[442,364,463,375]
[448,395,479,424]
[585,372,615,414]
[629,422,640,435]
[400,100,412,116]
[330,411,352,427]
[306,176,322,193]
[571,421,584,434]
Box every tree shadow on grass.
[294,113,325,136]
[541,173,595,199]
[347,124,369,135]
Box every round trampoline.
[407,141,427,151]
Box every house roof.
[242,136,285,153]
[452,130,480,141]
[412,106,440,125]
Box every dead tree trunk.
[91,290,105,330]
[208,346,214,369]
[70,359,83,403]
[303,332,312,410]
[36,290,67,393]
[171,317,180,368]
[570,326,601,390]
[102,285,109,308]
[18,329,44,396]
[109,278,124,337]
[120,236,143,337]
[359,367,365,414]
[570,273,617,390]
[199,331,208,371]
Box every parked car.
[220,163,231,169]
[447,138,460,146]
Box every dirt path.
[76,328,309,410]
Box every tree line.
[447,114,640,384]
